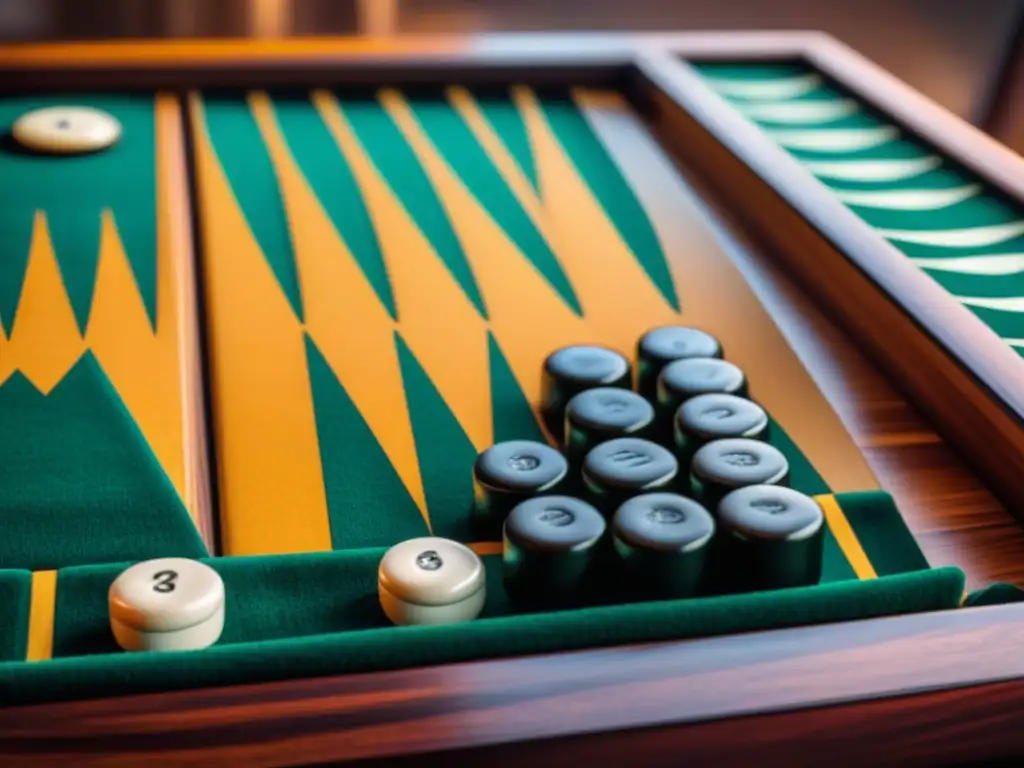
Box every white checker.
[108,557,225,652]
[378,537,486,626]
[12,106,122,154]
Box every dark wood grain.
[0,39,634,92]
[5,603,1024,765]
[3,32,1024,766]
[376,678,1024,767]
[0,31,825,92]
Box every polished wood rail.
[4,602,1024,765]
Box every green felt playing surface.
[964,582,1024,607]
[0,355,206,571]
[193,85,889,557]
[200,87,679,327]
[1,564,963,706]
[43,487,929,663]
[694,62,1024,353]
[0,84,975,707]
[0,494,962,704]
[0,94,158,331]
[0,92,205,572]
[57,486,930,658]
[0,571,31,663]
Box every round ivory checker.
[12,106,122,154]
[378,537,486,626]
[108,558,225,652]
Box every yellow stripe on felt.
[814,494,877,580]
[344,88,493,453]
[444,86,592,414]
[4,212,85,394]
[446,86,550,226]
[93,94,184,504]
[378,88,588,417]
[469,542,503,556]
[26,570,57,661]
[87,210,186,499]
[515,87,679,357]
[252,91,429,525]
[0,309,9,386]
[191,92,332,556]
[88,94,210,538]
[315,90,493,457]
[87,95,189,507]
[574,87,879,494]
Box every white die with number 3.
[108,557,225,652]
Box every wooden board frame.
[3,31,1024,765]
[638,36,1024,530]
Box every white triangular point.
[705,73,823,100]
[766,126,899,153]
[737,99,859,125]
[1004,338,1024,348]
[835,184,982,211]
[879,221,1024,248]
[913,254,1024,275]
[955,296,1024,312]
[804,156,941,182]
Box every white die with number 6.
[378,537,486,626]
[108,557,225,652]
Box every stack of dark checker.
[474,327,825,609]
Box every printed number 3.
[152,570,178,593]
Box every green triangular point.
[104,207,158,332]
[409,93,582,316]
[478,87,540,193]
[104,93,159,330]
[0,352,206,570]
[0,93,161,333]
[488,333,547,445]
[304,334,428,549]
[0,214,32,335]
[202,93,305,321]
[44,206,103,334]
[340,95,489,320]
[394,332,478,542]
[0,368,43,400]
[538,91,680,312]
[276,93,398,321]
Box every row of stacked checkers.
[376,326,826,626]
[99,326,826,649]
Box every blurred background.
[0,0,1021,153]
